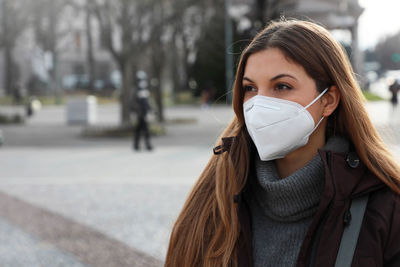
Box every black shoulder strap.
[334,194,369,267]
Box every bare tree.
[66,0,97,93]
[31,0,71,102]
[147,1,167,122]
[92,0,162,124]
[85,0,96,93]
[0,0,30,96]
[92,0,210,124]
[163,0,217,104]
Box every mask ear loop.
[304,112,326,138]
[304,87,330,110]
[304,87,330,134]
[313,116,325,130]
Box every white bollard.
[66,95,98,125]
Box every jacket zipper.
[308,151,336,267]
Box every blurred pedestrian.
[132,71,153,151]
[165,19,400,267]
[0,129,3,146]
[13,83,22,105]
[25,98,33,117]
[201,81,215,109]
[389,79,400,105]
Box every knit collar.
[249,136,349,222]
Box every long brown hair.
[165,19,400,267]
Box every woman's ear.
[322,86,341,117]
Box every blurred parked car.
[62,75,117,92]
[62,74,90,90]
[94,79,116,91]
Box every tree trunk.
[170,30,182,103]
[154,79,164,122]
[120,60,133,125]
[151,50,165,123]
[255,0,267,24]
[49,0,61,103]
[85,1,95,93]
[182,42,190,94]
[4,43,13,95]
[2,0,13,95]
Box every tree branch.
[92,0,121,63]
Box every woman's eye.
[275,83,292,91]
[243,85,257,92]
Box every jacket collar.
[318,149,384,202]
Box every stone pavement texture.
[1,95,400,266]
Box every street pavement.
[1,93,400,266]
[0,102,234,266]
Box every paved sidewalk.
[1,100,400,266]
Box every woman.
[165,19,400,267]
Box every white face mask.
[243,87,329,161]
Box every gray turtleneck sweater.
[247,137,349,267]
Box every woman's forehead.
[243,48,309,80]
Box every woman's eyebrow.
[243,77,254,83]
[271,74,298,81]
[243,74,297,83]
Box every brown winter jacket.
[235,148,400,267]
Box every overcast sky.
[358,0,400,50]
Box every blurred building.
[57,6,119,94]
[0,2,118,96]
